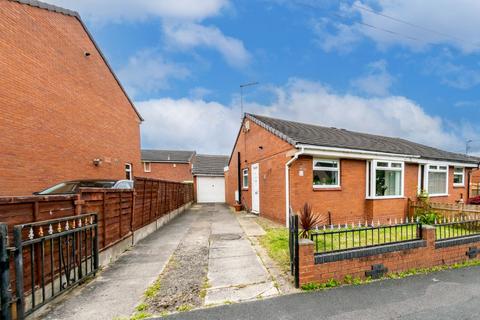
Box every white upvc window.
[425,164,448,196]
[366,160,404,199]
[313,158,340,188]
[125,163,132,180]
[143,162,151,173]
[453,167,464,187]
[242,168,249,189]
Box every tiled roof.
[247,114,479,164]
[192,154,229,176]
[141,149,195,163]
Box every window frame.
[125,163,133,180]
[242,168,249,189]
[366,160,404,199]
[143,162,151,173]
[312,158,340,189]
[424,164,449,197]
[453,167,465,187]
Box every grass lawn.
[257,218,290,272]
[435,224,480,240]
[311,224,420,253]
[257,217,480,266]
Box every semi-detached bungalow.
[225,114,480,225]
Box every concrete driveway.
[33,203,280,319]
[205,204,278,305]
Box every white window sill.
[366,196,405,200]
[429,193,449,197]
[453,184,465,188]
[313,185,340,189]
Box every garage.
[196,176,225,203]
[192,154,229,203]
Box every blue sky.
[48,0,480,155]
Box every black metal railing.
[435,219,480,241]
[0,223,13,320]
[13,213,99,318]
[288,214,299,288]
[310,222,422,254]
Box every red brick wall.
[299,226,479,286]
[472,169,480,184]
[138,162,193,183]
[0,1,142,196]
[224,118,295,223]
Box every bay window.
[313,159,340,188]
[453,167,464,186]
[366,160,404,198]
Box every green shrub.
[414,191,442,224]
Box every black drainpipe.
[237,151,242,204]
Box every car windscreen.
[37,182,79,195]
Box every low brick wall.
[299,225,480,286]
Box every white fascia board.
[297,144,479,167]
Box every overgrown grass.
[259,227,290,272]
[144,278,161,298]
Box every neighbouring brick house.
[140,150,196,183]
[225,114,480,225]
[471,169,480,197]
[192,154,229,203]
[0,0,143,196]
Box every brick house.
[225,114,480,225]
[471,169,480,197]
[192,154,229,203]
[0,0,143,196]
[140,150,196,183]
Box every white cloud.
[312,1,480,54]
[138,78,475,154]
[46,0,229,22]
[351,59,394,96]
[311,18,362,54]
[117,50,189,97]
[46,0,251,69]
[425,57,480,90]
[163,23,251,68]
[137,98,239,154]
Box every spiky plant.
[298,203,323,238]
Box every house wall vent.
[244,120,250,132]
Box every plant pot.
[233,203,242,212]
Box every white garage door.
[197,176,225,203]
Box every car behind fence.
[0,177,193,320]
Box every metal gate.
[0,213,99,319]
[288,214,299,288]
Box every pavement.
[160,265,480,320]
[33,207,199,320]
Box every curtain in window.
[428,172,447,194]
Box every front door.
[251,163,260,213]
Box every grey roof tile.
[141,149,195,163]
[247,113,479,164]
[192,154,229,176]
